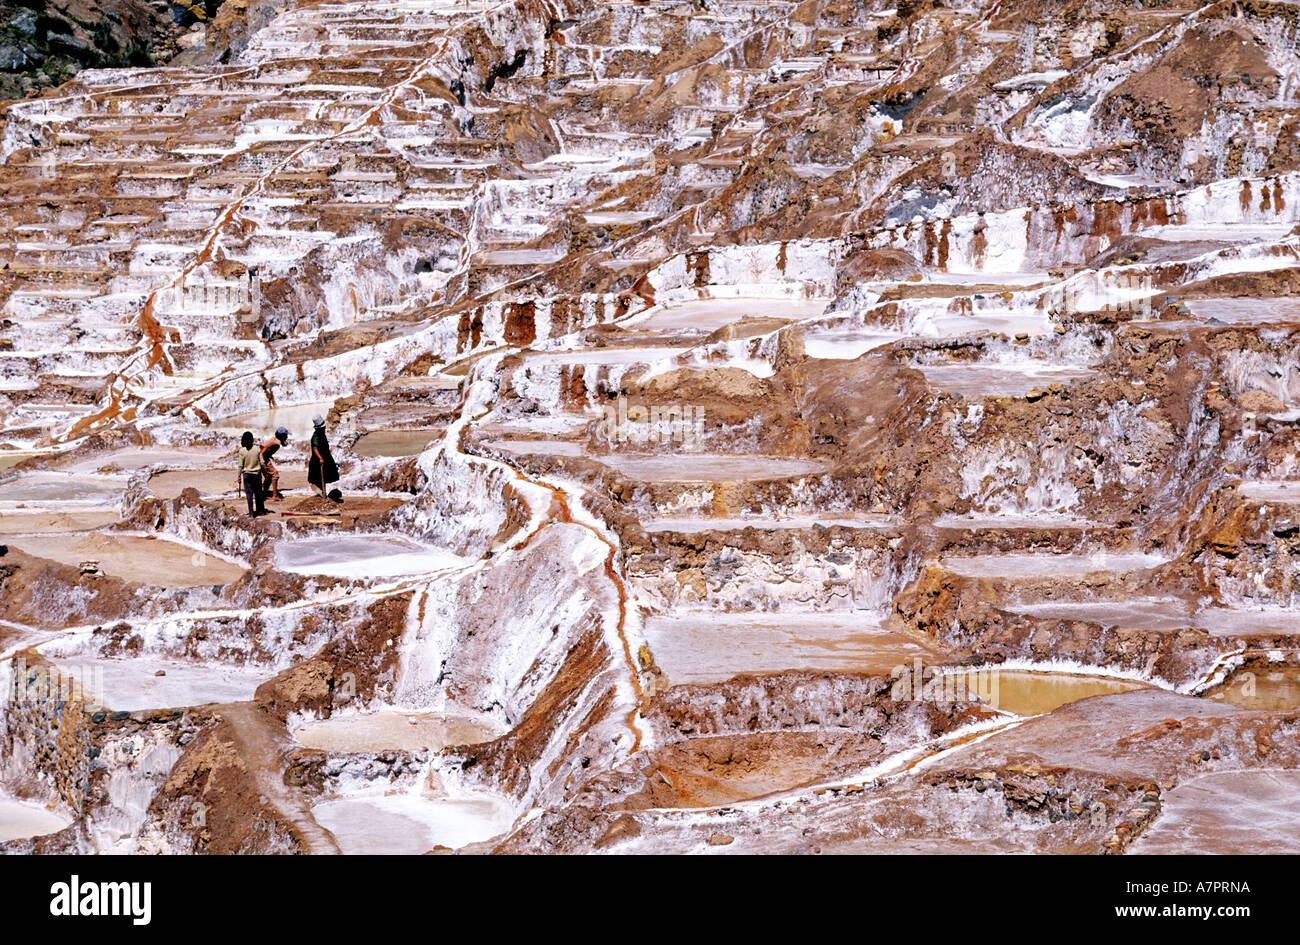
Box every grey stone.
[12,11,37,37]
[0,44,30,71]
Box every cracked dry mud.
[3,0,1300,855]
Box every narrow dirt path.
[219,702,342,855]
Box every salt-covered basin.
[292,711,500,752]
[275,535,466,578]
[938,551,1168,578]
[1009,599,1300,636]
[42,656,275,711]
[352,430,441,457]
[1208,667,1300,711]
[1128,770,1300,854]
[938,668,1149,716]
[0,472,125,508]
[642,612,944,685]
[0,793,70,843]
[6,533,246,586]
[311,790,515,854]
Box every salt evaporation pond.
[0,793,70,843]
[275,535,466,578]
[939,668,1149,716]
[917,363,1096,398]
[926,272,1051,286]
[0,451,45,471]
[1143,222,1294,243]
[64,447,222,475]
[642,613,944,685]
[483,438,591,458]
[311,790,515,854]
[644,512,895,532]
[802,330,900,360]
[1128,770,1300,854]
[932,511,1097,529]
[1009,599,1300,636]
[1238,481,1300,502]
[6,533,247,586]
[0,472,125,507]
[920,309,1053,339]
[631,297,828,333]
[938,551,1167,578]
[523,346,689,366]
[602,453,825,482]
[43,656,275,711]
[1209,667,1300,711]
[1184,298,1300,325]
[0,510,119,535]
[352,429,441,457]
[485,443,826,481]
[475,248,566,266]
[292,711,500,752]
[214,400,338,437]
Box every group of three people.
[236,416,339,517]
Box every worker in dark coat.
[307,415,339,499]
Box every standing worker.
[260,426,289,501]
[307,415,340,501]
[237,431,266,517]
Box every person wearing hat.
[307,415,340,499]
[236,431,266,517]
[260,426,289,501]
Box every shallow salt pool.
[0,451,46,471]
[0,472,125,508]
[938,551,1167,578]
[275,535,466,578]
[484,443,826,481]
[932,511,1097,529]
[1208,667,1300,711]
[642,612,944,685]
[6,533,246,586]
[352,429,441,457]
[0,794,70,843]
[1009,599,1300,636]
[938,668,1149,716]
[292,711,500,752]
[802,330,900,360]
[644,512,895,532]
[602,453,825,482]
[214,400,338,437]
[1128,770,1300,854]
[1238,480,1300,502]
[630,298,828,333]
[917,363,1096,398]
[312,790,515,854]
[41,656,275,711]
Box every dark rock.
[0,44,29,71]
[12,11,37,37]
